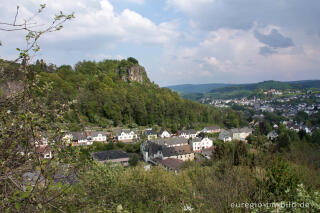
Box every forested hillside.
[0,58,246,130]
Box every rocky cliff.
[120,65,149,84]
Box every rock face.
[121,65,149,84]
[0,80,24,98]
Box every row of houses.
[60,125,223,146]
[63,131,108,145]
[145,126,221,140]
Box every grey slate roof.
[162,145,193,157]
[116,129,135,136]
[230,127,252,134]
[92,150,129,161]
[151,137,188,146]
[143,141,192,158]
[218,129,231,140]
[90,131,106,137]
[190,137,202,144]
[144,129,157,135]
[69,132,87,141]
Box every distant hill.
[166,83,230,94]
[166,80,320,100]
[209,80,320,94]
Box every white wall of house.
[118,132,137,141]
[192,138,213,151]
[160,131,171,138]
[92,134,107,142]
[179,133,197,139]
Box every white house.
[190,137,213,152]
[230,127,252,141]
[144,129,158,140]
[65,132,89,146]
[90,131,107,142]
[159,129,171,138]
[178,129,197,139]
[218,130,232,142]
[201,126,221,134]
[117,129,138,142]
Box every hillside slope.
[1,58,247,130]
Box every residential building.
[151,137,188,147]
[116,129,138,142]
[92,150,130,166]
[178,129,197,139]
[90,131,107,142]
[218,129,232,142]
[201,126,221,134]
[154,158,183,172]
[201,147,216,159]
[190,137,213,152]
[144,129,158,140]
[141,141,194,162]
[159,129,171,138]
[230,127,253,141]
[64,132,89,146]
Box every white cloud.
[155,25,320,85]
[126,0,145,5]
[1,0,179,46]
[167,0,214,13]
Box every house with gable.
[140,138,194,163]
[144,129,158,140]
[63,132,89,146]
[92,150,130,166]
[230,127,253,141]
[116,129,138,142]
[190,137,213,152]
[218,129,232,142]
[201,126,221,134]
[178,129,197,139]
[159,129,171,138]
[90,131,107,142]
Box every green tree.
[128,153,139,166]
[0,5,75,212]
[258,158,300,202]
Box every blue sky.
[1,0,320,86]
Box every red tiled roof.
[159,158,183,170]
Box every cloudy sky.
[1,0,320,86]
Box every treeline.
[3,58,246,130]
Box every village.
[202,90,320,134]
[35,125,254,172]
